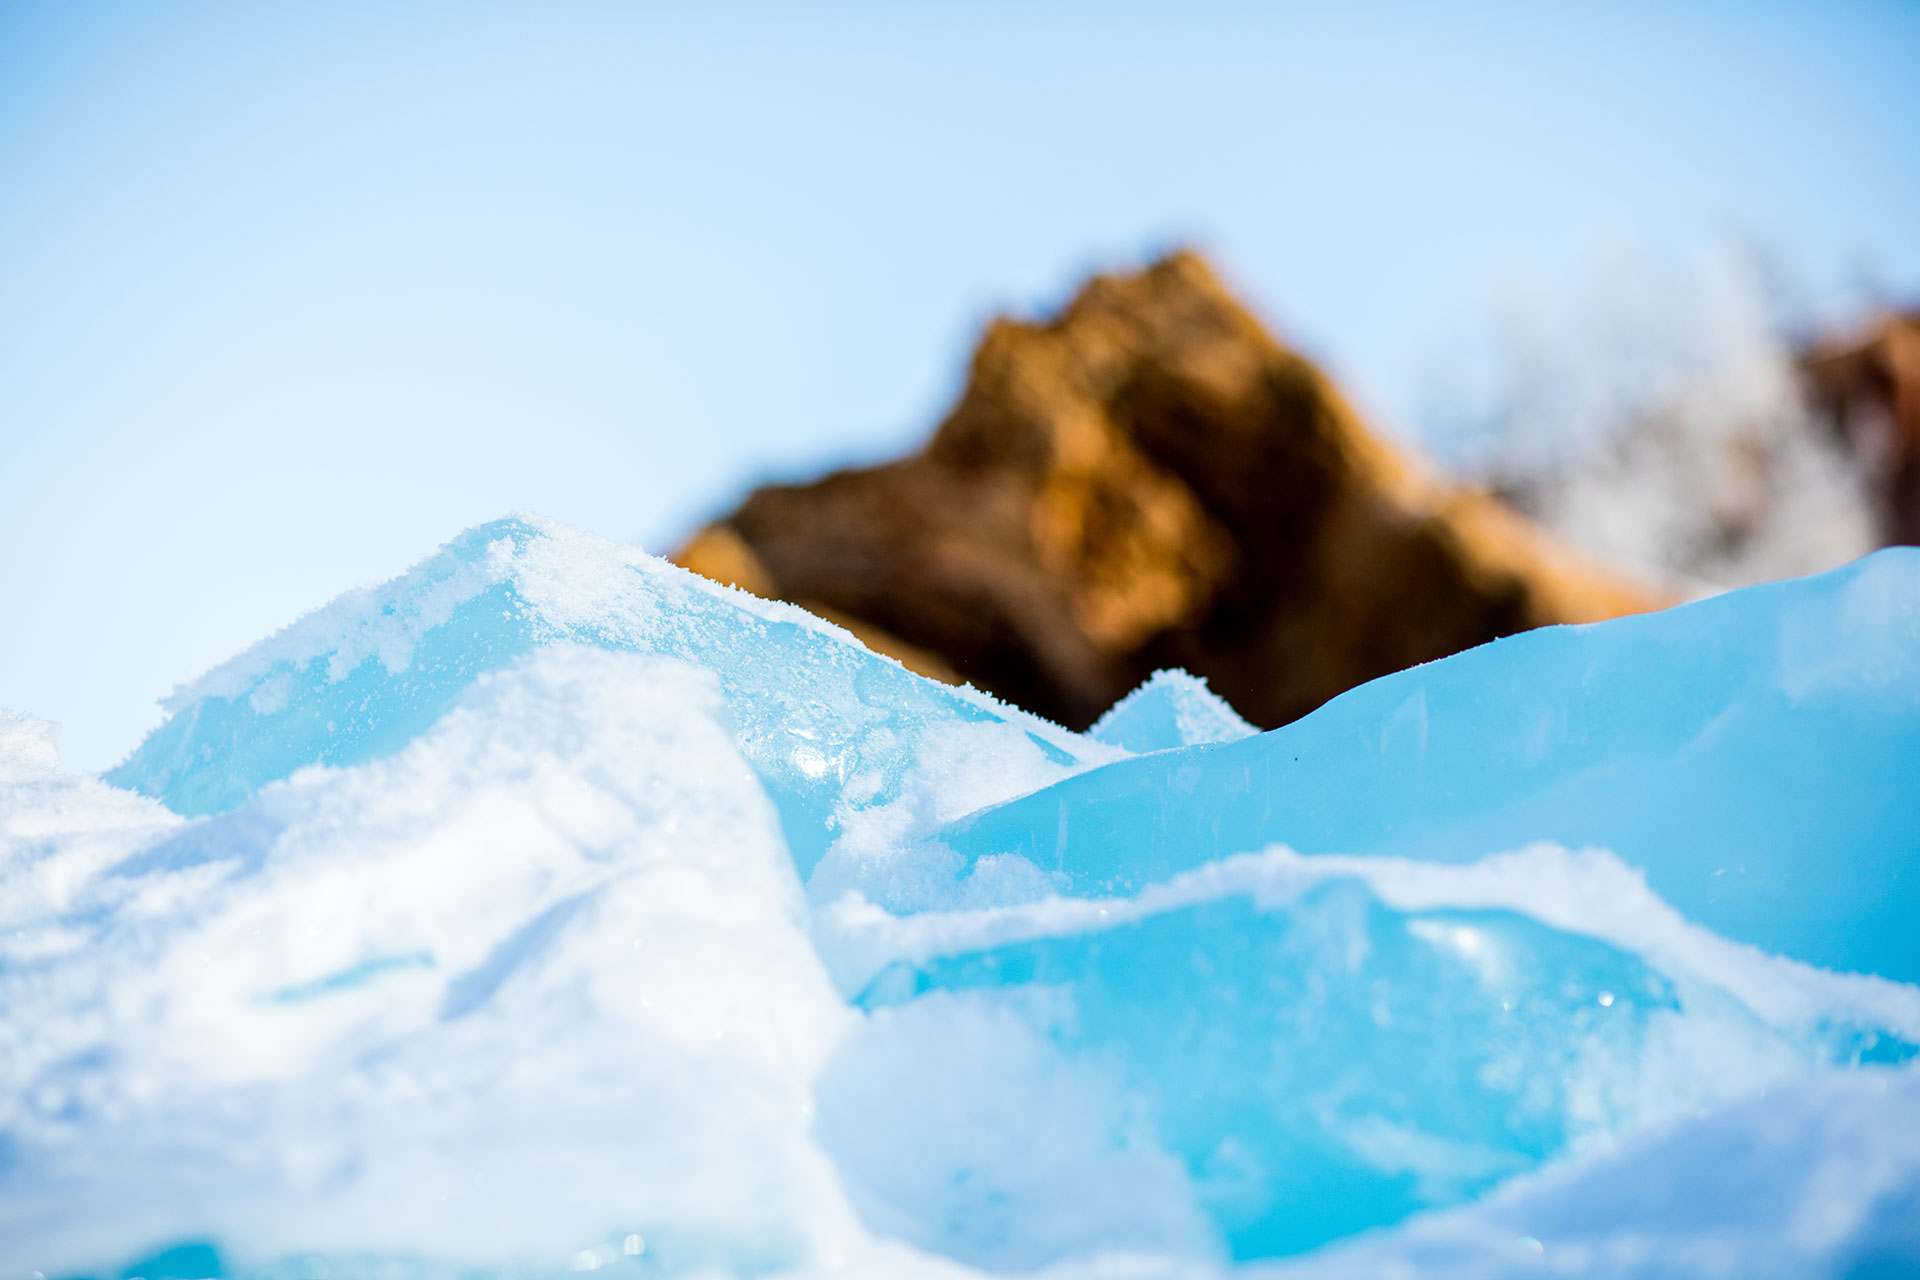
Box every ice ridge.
[937,547,1920,981]
[107,516,1116,879]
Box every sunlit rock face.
[5,521,1918,1280]
[678,251,1660,731]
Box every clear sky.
[4,0,1918,770]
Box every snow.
[1283,1067,1920,1280]
[1,709,180,941]
[5,651,885,1272]
[4,518,1918,1279]
[1089,670,1258,754]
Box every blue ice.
[106,516,1105,875]
[938,549,1920,981]
[8,519,1914,1278]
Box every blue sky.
[4,1,1918,769]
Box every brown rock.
[676,251,1664,731]
[1803,311,1920,545]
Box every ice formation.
[4,517,1918,1280]
[107,517,1113,889]
[1087,669,1258,754]
[940,549,1920,981]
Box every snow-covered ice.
[1087,669,1258,754]
[3,517,1917,1279]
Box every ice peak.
[1089,669,1259,753]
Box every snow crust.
[5,519,1918,1280]
[1089,670,1258,754]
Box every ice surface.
[817,845,1918,1266]
[107,516,1115,884]
[938,548,1920,981]
[1088,669,1258,754]
[1284,1065,1920,1280]
[5,521,1918,1279]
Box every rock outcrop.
[1803,311,1920,546]
[677,252,1663,731]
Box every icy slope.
[4,520,1917,1279]
[939,548,1920,981]
[107,516,1114,888]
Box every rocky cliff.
[677,252,1662,730]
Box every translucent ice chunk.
[107,517,1114,878]
[937,549,1920,980]
[817,846,1917,1264]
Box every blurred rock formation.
[1803,311,1920,545]
[676,252,1662,731]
